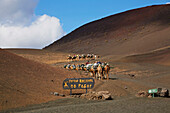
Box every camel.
[70,64,76,70]
[72,56,77,60]
[88,66,98,78]
[67,56,72,60]
[66,64,71,69]
[76,65,81,70]
[64,64,67,69]
[67,55,76,61]
[79,64,85,71]
[103,64,110,80]
[97,64,103,80]
[81,64,96,78]
[81,54,86,59]
[77,55,81,60]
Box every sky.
[0,0,169,49]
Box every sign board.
[63,78,95,89]
[148,89,158,93]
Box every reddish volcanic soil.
[44,5,170,56]
[119,47,170,66]
[2,48,170,112]
[6,49,73,64]
[0,49,82,110]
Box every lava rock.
[54,92,59,96]
[80,91,112,100]
[136,90,149,97]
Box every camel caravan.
[64,61,110,80]
[67,54,100,61]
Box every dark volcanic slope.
[45,5,170,56]
[120,47,170,66]
[0,49,80,110]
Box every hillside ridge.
[44,4,170,56]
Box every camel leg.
[107,73,109,80]
[96,72,98,80]
[90,72,93,77]
[101,72,104,79]
[103,71,106,79]
[93,72,95,78]
[92,72,95,78]
[96,71,98,80]
[98,73,100,80]
[100,72,103,80]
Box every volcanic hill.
[0,49,81,110]
[120,46,170,66]
[45,5,170,57]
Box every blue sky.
[35,0,170,33]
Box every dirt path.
[2,97,170,113]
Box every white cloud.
[166,2,170,4]
[0,15,65,48]
[0,0,65,49]
[0,0,38,26]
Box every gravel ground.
[2,97,170,113]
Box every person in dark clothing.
[97,61,101,64]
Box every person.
[82,54,85,58]
[87,54,90,58]
[64,64,67,68]
[105,62,109,65]
[86,60,89,65]
[101,62,105,69]
[81,63,85,67]
[68,55,71,59]
[94,61,98,66]
[79,55,81,59]
[77,64,81,68]
[97,61,102,65]
[67,63,71,68]
[80,63,85,70]
[86,63,93,71]
[72,64,76,69]
[93,61,98,70]
[91,54,94,58]
[94,55,97,60]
